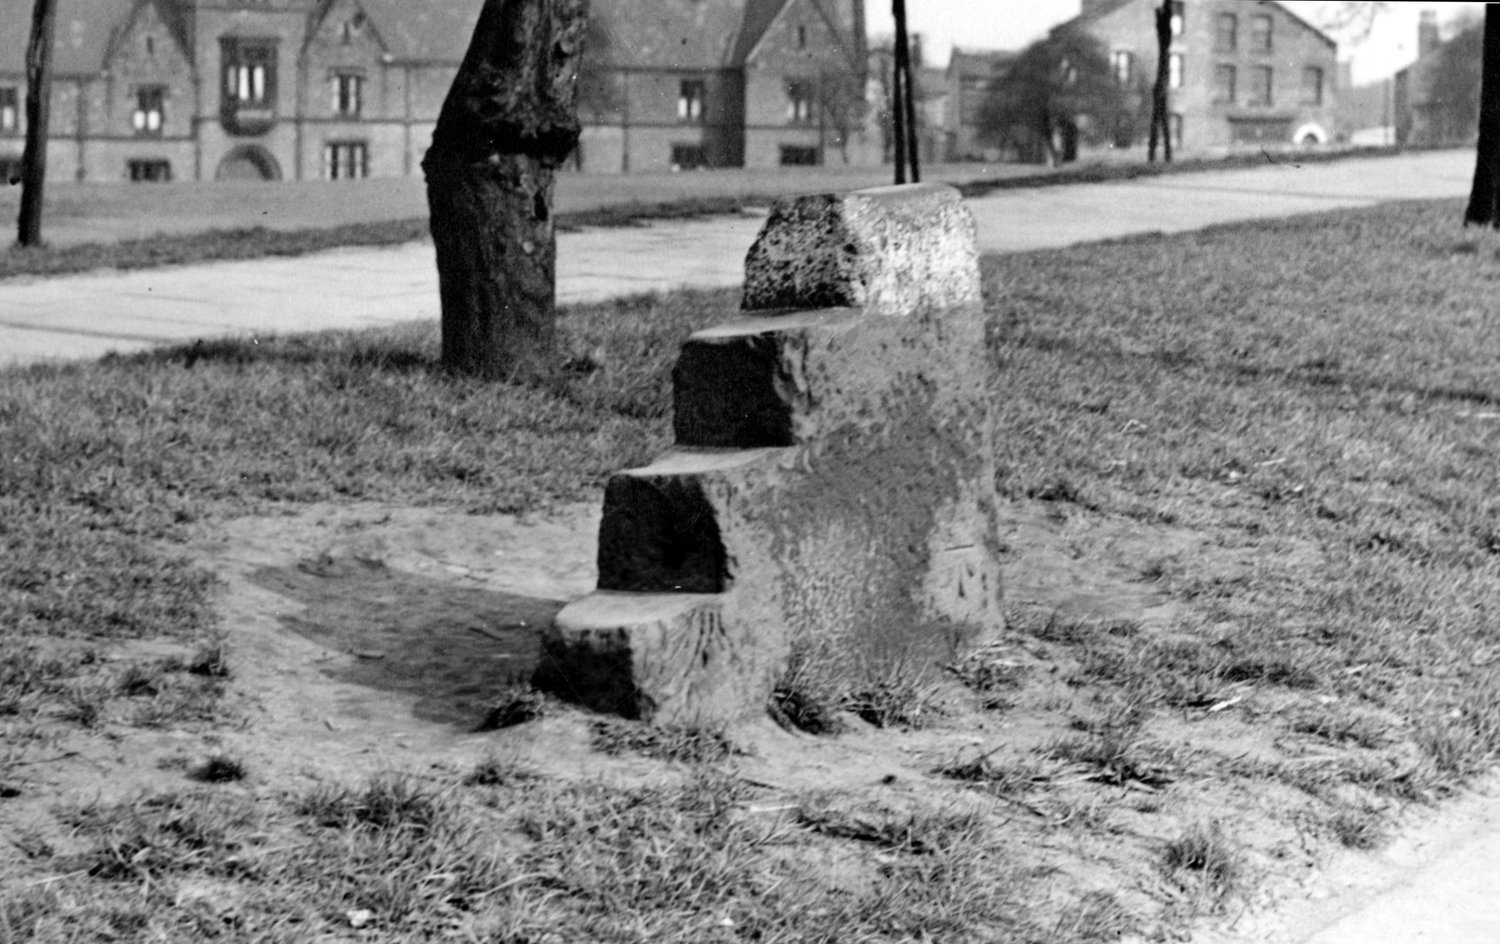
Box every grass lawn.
[4,196,1500,941]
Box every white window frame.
[324,140,368,179]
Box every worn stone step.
[671,299,993,450]
[741,182,982,316]
[596,447,794,594]
[672,307,859,448]
[535,590,775,725]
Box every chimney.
[1418,10,1440,58]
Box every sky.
[869,1,1487,85]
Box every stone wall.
[538,182,1004,725]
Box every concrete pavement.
[0,149,1472,367]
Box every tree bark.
[17,0,57,248]
[1148,0,1172,163]
[893,0,920,183]
[423,0,589,380]
[1466,6,1500,227]
[892,45,907,183]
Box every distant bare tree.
[1465,7,1500,227]
[1148,0,1173,162]
[979,26,1126,166]
[1312,1,1389,43]
[818,72,866,165]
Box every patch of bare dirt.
[2,496,1473,940]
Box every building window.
[0,155,21,183]
[223,40,276,107]
[146,36,155,56]
[331,73,362,117]
[786,80,814,123]
[1215,13,1237,53]
[1214,64,1236,104]
[132,86,165,136]
[780,145,819,166]
[128,159,171,182]
[1301,66,1324,105]
[797,24,807,49]
[1169,112,1183,149]
[0,87,17,133]
[1250,65,1273,106]
[670,143,707,170]
[324,140,367,179]
[1251,14,1273,52]
[1170,4,1184,38]
[1169,53,1183,90]
[1111,50,1134,86]
[677,80,705,123]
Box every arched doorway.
[215,146,281,181]
[1293,123,1328,148]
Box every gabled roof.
[0,0,191,76]
[736,0,862,73]
[599,0,756,69]
[1072,0,1136,26]
[1261,0,1337,51]
[106,0,196,68]
[355,0,480,62]
[0,0,131,76]
[732,0,792,65]
[1069,0,1336,51]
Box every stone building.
[1393,10,1482,148]
[0,0,871,183]
[1068,0,1338,152]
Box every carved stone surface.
[539,183,1004,725]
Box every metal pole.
[17,0,58,247]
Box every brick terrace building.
[1069,0,1338,153]
[0,0,870,183]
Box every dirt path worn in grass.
[5,497,1486,940]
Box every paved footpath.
[0,149,1472,367]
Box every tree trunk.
[423,0,589,380]
[893,0,920,183]
[1466,6,1500,227]
[891,47,907,184]
[17,0,57,248]
[1148,0,1172,163]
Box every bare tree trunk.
[1148,0,1172,163]
[423,0,589,381]
[892,45,907,183]
[893,0,920,183]
[1466,6,1500,227]
[17,0,57,248]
